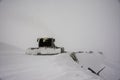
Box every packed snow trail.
[0,52,102,80]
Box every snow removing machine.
[25,37,64,55]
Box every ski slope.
[0,52,102,80]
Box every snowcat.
[25,37,64,55]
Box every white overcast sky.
[0,0,120,63]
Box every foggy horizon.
[0,0,120,80]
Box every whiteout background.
[0,0,120,78]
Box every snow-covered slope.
[0,52,102,80]
[0,42,24,54]
[73,52,120,80]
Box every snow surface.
[0,52,102,80]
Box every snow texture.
[0,52,103,80]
